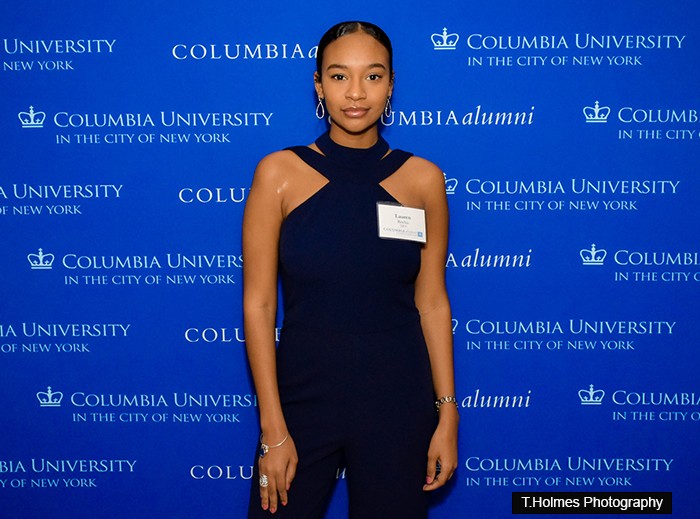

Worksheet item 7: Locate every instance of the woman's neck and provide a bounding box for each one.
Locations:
[328,124,379,149]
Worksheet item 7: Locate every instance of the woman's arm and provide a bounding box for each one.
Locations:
[410,159,459,491]
[242,153,298,513]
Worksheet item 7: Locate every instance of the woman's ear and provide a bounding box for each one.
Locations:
[314,72,324,99]
[388,71,395,97]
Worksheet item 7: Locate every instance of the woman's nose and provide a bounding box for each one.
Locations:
[345,78,366,101]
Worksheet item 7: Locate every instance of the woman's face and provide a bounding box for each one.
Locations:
[315,31,393,139]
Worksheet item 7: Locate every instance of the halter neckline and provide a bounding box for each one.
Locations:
[314,131,390,165]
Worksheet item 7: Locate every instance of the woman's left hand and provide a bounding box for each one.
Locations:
[423,411,458,491]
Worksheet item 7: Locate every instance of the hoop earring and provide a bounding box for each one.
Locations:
[315,97,325,120]
[381,97,393,125]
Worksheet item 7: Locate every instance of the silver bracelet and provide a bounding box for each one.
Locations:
[258,433,289,458]
[435,395,458,412]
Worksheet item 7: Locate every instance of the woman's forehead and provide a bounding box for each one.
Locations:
[321,32,390,69]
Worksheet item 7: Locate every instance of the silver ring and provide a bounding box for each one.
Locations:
[259,474,269,488]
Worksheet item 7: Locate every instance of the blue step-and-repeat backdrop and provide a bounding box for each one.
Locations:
[2,1,699,517]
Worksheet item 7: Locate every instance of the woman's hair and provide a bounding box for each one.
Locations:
[316,21,393,75]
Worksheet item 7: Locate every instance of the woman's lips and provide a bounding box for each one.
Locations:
[342,107,370,118]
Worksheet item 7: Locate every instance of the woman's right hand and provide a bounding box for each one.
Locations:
[258,434,298,514]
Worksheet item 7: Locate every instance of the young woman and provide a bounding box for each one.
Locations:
[243,21,458,518]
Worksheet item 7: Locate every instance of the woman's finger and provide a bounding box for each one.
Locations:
[267,477,279,514]
[277,470,289,507]
[259,469,270,510]
[285,457,297,492]
[423,453,438,489]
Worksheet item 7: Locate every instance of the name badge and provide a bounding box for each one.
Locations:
[377,202,427,243]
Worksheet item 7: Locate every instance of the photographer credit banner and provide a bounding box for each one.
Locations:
[1,1,699,517]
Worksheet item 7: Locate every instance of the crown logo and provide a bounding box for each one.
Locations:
[432,28,459,50]
[28,248,55,269]
[583,101,610,123]
[444,172,458,194]
[18,106,46,128]
[580,244,606,266]
[579,384,605,405]
[37,386,63,407]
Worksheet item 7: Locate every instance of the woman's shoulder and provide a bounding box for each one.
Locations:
[256,148,299,171]
[399,153,445,189]
[252,148,304,183]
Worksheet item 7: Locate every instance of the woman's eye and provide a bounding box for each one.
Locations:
[331,74,346,81]
[368,74,382,80]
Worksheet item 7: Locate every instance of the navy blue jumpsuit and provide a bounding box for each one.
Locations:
[248,132,436,519]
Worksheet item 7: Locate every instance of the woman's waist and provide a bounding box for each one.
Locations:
[281,305,421,335]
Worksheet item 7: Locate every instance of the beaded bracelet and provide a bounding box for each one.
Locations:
[435,395,458,412]
[258,433,289,458]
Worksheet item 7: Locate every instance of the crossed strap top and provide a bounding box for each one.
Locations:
[279,132,422,333]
